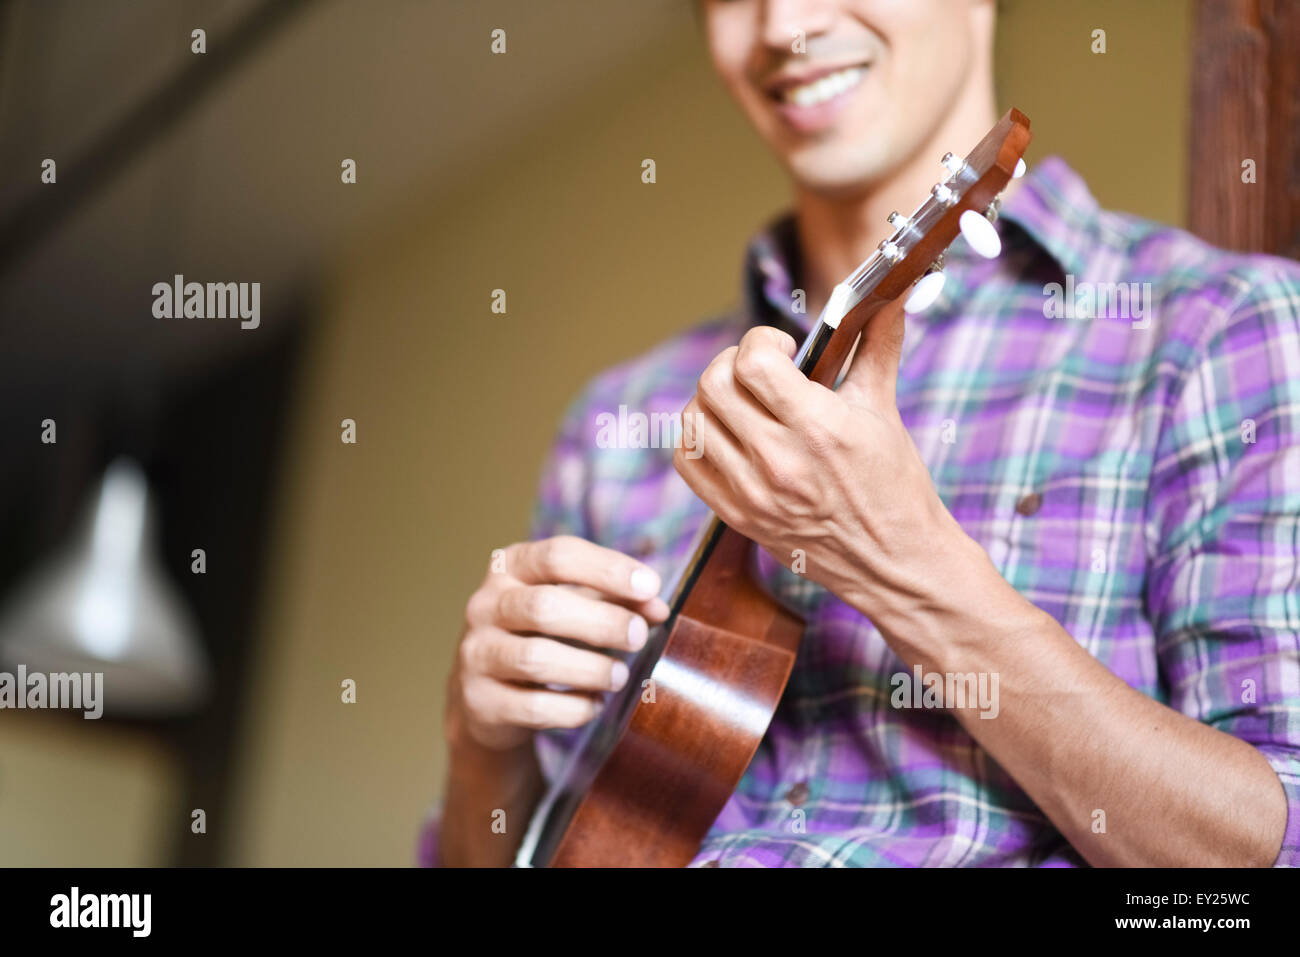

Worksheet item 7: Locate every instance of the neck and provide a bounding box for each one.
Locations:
[793,93,1002,316]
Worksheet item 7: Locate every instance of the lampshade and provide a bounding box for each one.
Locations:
[0,457,211,715]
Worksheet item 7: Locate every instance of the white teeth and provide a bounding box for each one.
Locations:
[784,66,865,107]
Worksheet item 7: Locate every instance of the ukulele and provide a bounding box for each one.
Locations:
[515,107,1032,867]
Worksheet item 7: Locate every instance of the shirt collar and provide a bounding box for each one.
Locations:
[997,154,1101,281]
[739,155,1101,330]
[740,212,808,335]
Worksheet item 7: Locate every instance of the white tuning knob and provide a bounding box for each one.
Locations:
[941,152,967,176]
[904,271,946,315]
[1013,158,1027,179]
[931,183,957,206]
[959,209,1001,259]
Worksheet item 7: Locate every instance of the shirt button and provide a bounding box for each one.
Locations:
[1015,492,1042,516]
[784,781,810,806]
[631,536,656,557]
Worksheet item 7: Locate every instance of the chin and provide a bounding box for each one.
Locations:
[783,148,892,198]
[756,99,902,197]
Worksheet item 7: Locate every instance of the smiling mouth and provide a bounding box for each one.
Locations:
[769,64,870,108]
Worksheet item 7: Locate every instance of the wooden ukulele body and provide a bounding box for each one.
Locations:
[546,526,803,867]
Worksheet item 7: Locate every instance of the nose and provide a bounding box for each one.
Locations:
[760,0,837,51]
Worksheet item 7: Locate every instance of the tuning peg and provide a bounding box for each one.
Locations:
[1013,158,1027,179]
[941,152,968,177]
[959,209,1001,259]
[887,211,910,230]
[985,197,1001,223]
[931,183,957,206]
[878,239,904,263]
[905,270,946,315]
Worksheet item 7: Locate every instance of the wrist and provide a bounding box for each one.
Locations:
[445,706,541,809]
[848,507,1037,674]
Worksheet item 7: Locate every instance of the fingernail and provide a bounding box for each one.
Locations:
[630,567,660,600]
[609,661,629,691]
[627,615,648,650]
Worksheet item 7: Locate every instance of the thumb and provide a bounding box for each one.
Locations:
[839,290,908,405]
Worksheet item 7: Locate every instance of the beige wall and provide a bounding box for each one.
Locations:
[0,712,178,866]
[230,1,1192,865]
[996,0,1190,227]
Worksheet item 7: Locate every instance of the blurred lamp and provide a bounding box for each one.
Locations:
[0,457,210,715]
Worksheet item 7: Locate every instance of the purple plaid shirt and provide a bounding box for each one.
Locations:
[426,156,1300,867]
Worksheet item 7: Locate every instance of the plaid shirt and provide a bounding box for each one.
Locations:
[426,156,1300,867]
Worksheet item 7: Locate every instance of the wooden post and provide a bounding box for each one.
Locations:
[1188,0,1300,258]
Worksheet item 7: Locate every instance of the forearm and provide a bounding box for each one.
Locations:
[856,521,1288,867]
[440,700,544,867]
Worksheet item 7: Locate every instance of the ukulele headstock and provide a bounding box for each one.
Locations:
[821,107,1032,332]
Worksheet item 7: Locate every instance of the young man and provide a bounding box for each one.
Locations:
[431,0,1300,866]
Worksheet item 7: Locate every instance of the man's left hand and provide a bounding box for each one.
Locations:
[673,296,959,617]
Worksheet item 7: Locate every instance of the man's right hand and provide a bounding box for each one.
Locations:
[447,535,671,753]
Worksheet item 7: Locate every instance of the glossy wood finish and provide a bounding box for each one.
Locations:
[548,527,802,867]
[530,109,1032,867]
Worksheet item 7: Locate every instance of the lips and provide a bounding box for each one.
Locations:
[764,62,871,134]
[765,63,870,106]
